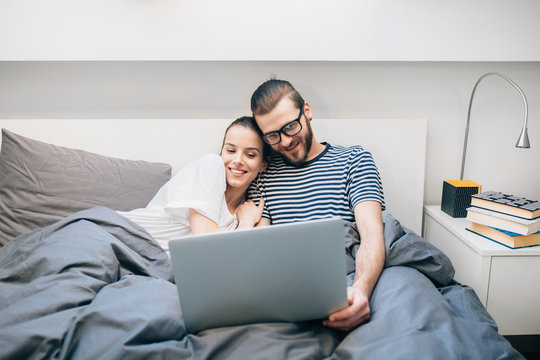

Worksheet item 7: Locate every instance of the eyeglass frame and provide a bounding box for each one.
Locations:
[262,104,305,145]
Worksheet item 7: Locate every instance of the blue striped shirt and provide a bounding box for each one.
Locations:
[247,143,385,224]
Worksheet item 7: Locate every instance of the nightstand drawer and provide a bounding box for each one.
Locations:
[487,256,540,335]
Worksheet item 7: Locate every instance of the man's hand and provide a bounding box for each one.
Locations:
[323,286,370,331]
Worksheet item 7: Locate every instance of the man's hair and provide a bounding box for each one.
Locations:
[222,116,271,159]
[250,79,304,116]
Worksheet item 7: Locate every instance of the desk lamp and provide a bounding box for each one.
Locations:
[441,72,531,218]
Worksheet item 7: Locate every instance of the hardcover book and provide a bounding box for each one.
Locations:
[466,206,540,235]
[467,222,540,249]
[470,191,540,220]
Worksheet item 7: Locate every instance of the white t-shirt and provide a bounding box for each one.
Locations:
[118,154,237,251]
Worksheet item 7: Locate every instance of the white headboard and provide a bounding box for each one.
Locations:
[0,118,426,233]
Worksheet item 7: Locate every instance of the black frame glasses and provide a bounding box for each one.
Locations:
[263,105,304,145]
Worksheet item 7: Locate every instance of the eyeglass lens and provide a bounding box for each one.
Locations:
[264,106,304,145]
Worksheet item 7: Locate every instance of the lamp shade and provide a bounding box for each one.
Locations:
[516,126,531,148]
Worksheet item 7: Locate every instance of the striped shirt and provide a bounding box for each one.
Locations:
[247,143,385,224]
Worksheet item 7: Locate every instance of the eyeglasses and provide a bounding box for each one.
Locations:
[263,105,304,145]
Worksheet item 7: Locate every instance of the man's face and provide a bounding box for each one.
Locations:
[255,98,315,165]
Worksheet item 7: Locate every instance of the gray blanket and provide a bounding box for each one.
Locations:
[0,207,523,359]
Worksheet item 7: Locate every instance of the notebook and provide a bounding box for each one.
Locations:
[169,217,348,333]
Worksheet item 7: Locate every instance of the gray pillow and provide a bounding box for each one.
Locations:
[0,128,172,246]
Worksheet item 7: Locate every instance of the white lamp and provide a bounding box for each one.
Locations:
[460,72,531,180]
[441,72,532,218]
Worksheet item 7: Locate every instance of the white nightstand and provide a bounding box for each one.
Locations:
[423,205,540,335]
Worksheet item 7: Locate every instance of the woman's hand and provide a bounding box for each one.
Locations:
[236,197,265,229]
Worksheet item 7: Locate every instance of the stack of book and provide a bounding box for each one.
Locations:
[466,191,540,249]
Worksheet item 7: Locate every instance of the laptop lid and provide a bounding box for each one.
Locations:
[169,217,348,333]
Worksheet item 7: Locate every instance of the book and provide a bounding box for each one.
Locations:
[466,206,540,235]
[467,222,540,249]
[470,191,540,220]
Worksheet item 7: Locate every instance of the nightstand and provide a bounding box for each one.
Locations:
[423,205,540,335]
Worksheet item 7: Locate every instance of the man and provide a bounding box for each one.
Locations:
[248,79,386,331]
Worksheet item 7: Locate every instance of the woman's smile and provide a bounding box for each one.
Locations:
[228,167,247,176]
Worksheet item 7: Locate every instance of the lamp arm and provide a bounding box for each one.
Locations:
[459,72,529,180]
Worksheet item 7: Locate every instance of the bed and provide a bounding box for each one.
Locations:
[0,119,523,359]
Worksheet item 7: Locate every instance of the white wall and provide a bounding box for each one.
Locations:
[1,0,539,61]
[0,61,539,205]
[1,0,539,204]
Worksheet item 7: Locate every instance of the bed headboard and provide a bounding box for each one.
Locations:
[0,118,426,233]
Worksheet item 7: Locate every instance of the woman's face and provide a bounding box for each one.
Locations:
[220,125,267,191]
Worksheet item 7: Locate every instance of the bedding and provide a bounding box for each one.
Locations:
[0,129,172,247]
[0,206,523,359]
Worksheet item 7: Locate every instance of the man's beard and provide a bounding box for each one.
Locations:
[283,120,314,165]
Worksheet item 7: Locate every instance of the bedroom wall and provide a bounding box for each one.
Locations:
[1,61,539,206]
[1,0,539,61]
[1,1,539,205]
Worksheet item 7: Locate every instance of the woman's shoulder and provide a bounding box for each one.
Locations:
[167,153,224,184]
[196,153,225,173]
[184,153,224,171]
[199,153,222,162]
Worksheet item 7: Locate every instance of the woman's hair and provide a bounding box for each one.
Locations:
[250,79,304,116]
[222,116,271,160]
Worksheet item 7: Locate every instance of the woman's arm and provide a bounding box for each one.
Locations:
[189,209,219,234]
[236,197,266,229]
[190,197,266,234]
[256,219,271,227]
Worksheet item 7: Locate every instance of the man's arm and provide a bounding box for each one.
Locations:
[323,200,385,331]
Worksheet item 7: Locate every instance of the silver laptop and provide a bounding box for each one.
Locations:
[169,217,348,333]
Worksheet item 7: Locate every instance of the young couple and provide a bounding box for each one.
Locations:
[121,79,386,332]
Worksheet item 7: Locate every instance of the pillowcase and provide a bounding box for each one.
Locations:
[0,128,172,246]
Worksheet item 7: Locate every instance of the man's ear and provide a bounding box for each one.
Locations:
[304,102,312,120]
[260,160,268,173]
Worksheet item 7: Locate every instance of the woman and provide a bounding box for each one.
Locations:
[119,116,270,251]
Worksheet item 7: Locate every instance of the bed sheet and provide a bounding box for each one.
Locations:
[0,207,523,359]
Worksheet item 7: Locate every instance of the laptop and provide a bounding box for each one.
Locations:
[169,217,348,333]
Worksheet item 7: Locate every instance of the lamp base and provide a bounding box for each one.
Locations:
[441,180,482,218]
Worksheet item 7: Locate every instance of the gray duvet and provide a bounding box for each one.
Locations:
[0,207,523,359]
